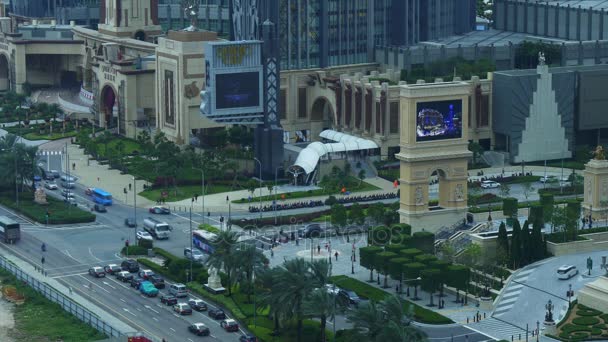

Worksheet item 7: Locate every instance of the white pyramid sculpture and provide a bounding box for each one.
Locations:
[515,63,571,163]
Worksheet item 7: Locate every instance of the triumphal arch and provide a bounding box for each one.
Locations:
[396,81,472,233]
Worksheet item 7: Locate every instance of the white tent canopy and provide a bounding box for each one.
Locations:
[291,130,379,175]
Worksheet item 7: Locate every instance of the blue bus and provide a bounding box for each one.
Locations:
[192,230,216,254]
[91,188,113,205]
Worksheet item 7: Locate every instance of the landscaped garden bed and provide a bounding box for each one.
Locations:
[550,303,608,341]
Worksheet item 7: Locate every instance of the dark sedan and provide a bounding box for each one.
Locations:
[124,217,137,227]
[188,323,210,336]
[130,277,145,289]
[208,308,226,320]
[160,295,178,306]
[148,275,165,289]
[116,271,133,282]
[188,298,208,311]
[148,206,170,215]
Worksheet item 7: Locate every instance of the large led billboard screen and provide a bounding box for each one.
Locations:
[416,100,462,142]
[215,72,261,110]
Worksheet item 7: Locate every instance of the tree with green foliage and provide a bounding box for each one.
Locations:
[496,221,509,266]
[302,288,341,342]
[403,262,426,299]
[446,265,470,302]
[530,219,544,262]
[499,183,512,199]
[391,223,412,236]
[510,219,522,269]
[375,251,398,288]
[520,221,531,266]
[348,295,426,342]
[358,169,366,186]
[349,202,365,226]
[360,246,383,282]
[369,225,392,246]
[540,193,554,224]
[528,205,544,229]
[411,231,435,254]
[232,242,268,302]
[331,203,348,230]
[502,197,518,220]
[420,268,441,306]
[468,141,484,166]
[388,257,409,293]
[368,202,386,225]
[515,41,561,69]
[522,182,535,205]
[566,201,581,241]
[382,209,400,227]
[439,240,457,263]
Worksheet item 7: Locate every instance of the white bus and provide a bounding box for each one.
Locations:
[557,265,578,280]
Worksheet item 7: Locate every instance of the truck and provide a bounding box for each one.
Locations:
[142,217,171,240]
[0,216,20,243]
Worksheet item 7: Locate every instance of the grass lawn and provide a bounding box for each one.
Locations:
[0,192,96,224]
[95,137,141,158]
[329,275,453,325]
[378,168,399,182]
[0,270,107,341]
[4,124,89,141]
[139,184,236,202]
[233,176,381,204]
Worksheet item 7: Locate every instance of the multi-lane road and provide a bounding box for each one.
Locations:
[0,181,248,341]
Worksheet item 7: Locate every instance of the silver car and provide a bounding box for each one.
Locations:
[44,182,58,190]
[184,247,204,262]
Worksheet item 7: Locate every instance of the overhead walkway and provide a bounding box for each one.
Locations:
[290,130,378,183]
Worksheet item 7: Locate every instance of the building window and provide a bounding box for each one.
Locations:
[389,102,399,134]
[298,87,307,118]
[480,94,489,127]
[280,89,287,120]
[164,70,175,125]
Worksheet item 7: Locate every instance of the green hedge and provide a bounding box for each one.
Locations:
[0,192,96,224]
[121,246,148,256]
[198,223,220,234]
[572,317,601,326]
[329,275,452,324]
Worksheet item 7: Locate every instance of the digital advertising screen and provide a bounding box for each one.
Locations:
[416,99,462,142]
[215,72,260,110]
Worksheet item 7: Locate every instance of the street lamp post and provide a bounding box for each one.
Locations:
[189,207,193,283]
[536,320,540,342]
[193,167,205,223]
[133,177,137,244]
[253,158,262,223]
[274,166,281,226]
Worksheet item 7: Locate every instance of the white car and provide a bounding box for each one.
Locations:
[44,182,58,190]
[539,176,556,183]
[480,180,500,189]
[184,247,204,262]
[136,230,153,241]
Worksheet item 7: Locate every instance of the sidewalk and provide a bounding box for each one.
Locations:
[64,142,155,208]
[0,251,136,337]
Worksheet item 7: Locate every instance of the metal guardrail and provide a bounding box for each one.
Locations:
[0,256,125,339]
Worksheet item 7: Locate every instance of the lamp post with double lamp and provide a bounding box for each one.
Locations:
[133,177,137,243]
[253,158,262,223]
[192,167,205,223]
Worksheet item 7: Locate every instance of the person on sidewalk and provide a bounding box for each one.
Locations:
[334,251,338,261]
[270,249,274,258]
[72,162,75,171]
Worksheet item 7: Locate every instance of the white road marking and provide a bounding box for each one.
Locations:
[102,281,116,289]
[169,327,176,332]
[122,308,136,317]
[50,272,87,279]
[88,247,103,262]
[120,298,126,303]
[152,317,158,321]
[173,313,180,318]
[188,339,194,342]
[145,305,160,314]
[63,249,80,262]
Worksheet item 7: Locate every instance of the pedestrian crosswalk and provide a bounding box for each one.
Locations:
[469,317,527,341]
[37,150,63,156]
[492,264,541,317]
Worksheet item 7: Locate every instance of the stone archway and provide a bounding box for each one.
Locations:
[100,85,117,128]
[310,96,336,126]
[134,31,146,42]
[0,54,10,92]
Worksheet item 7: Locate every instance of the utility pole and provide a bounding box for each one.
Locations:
[133,177,137,243]
[189,206,193,283]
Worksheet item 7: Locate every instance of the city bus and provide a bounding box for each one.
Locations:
[192,230,216,254]
[0,216,20,243]
[91,188,113,205]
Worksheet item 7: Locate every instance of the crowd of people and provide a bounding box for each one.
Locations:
[247,192,398,213]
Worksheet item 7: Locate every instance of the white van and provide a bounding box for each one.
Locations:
[557,265,578,280]
[169,283,188,297]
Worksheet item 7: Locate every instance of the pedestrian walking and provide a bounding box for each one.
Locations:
[97,177,100,182]
[72,162,75,170]
[69,287,73,295]
[317,245,321,254]
[270,249,274,258]
[128,183,132,191]
[334,251,338,261]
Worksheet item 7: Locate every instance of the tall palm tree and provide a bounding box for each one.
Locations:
[232,242,267,302]
[348,295,427,342]
[302,288,342,342]
[256,267,287,333]
[271,258,317,342]
[309,258,331,285]
[206,229,240,296]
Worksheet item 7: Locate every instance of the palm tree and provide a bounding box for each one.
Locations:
[348,295,427,342]
[232,243,267,302]
[256,267,287,333]
[271,258,318,342]
[302,289,342,342]
[205,229,240,296]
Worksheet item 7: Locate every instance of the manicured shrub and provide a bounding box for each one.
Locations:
[399,248,422,259]
[572,316,600,326]
[577,308,602,316]
[411,231,435,254]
